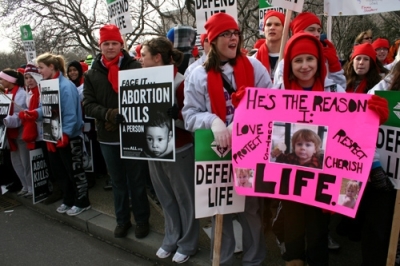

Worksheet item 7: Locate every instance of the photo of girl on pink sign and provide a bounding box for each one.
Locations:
[234,168,254,188]
[270,122,327,170]
[337,178,362,209]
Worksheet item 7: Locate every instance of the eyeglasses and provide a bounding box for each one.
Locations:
[218,30,240,39]
[363,37,372,40]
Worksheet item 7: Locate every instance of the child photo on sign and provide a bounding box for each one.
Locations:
[270,123,327,169]
[50,114,61,141]
[141,110,173,159]
[235,168,254,188]
[338,178,361,209]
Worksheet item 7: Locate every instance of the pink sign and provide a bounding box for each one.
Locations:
[232,88,379,217]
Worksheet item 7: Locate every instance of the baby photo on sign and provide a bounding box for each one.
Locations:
[337,178,362,209]
[270,122,328,170]
[234,168,254,188]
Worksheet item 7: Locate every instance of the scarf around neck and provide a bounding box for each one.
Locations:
[207,55,254,122]
[102,52,123,93]
[346,78,367,93]
[256,43,271,73]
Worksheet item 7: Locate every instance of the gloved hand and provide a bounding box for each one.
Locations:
[322,39,342,72]
[56,133,69,148]
[368,95,389,125]
[21,110,38,121]
[106,108,123,124]
[105,121,119,131]
[18,111,26,123]
[46,141,56,152]
[211,117,231,148]
[167,104,179,120]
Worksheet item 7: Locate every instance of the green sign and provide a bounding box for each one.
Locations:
[195,129,231,162]
[20,25,33,41]
[106,0,116,4]
[375,91,400,128]
[259,0,272,8]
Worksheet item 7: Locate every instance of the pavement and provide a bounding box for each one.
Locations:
[2,174,363,266]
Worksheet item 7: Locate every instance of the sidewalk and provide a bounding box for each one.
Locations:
[6,175,279,265]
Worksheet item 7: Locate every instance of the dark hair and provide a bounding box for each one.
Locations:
[345,57,383,93]
[147,111,171,132]
[388,61,400,91]
[67,60,83,87]
[142,37,183,67]
[2,68,25,87]
[36,52,67,76]
[204,33,244,73]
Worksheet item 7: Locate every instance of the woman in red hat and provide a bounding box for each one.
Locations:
[372,37,393,66]
[182,12,273,265]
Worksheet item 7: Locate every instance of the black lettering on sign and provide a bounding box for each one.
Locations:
[246,89,276,110]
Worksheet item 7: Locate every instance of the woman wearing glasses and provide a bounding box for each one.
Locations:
[354,29,373,45]
[183,12,273,265]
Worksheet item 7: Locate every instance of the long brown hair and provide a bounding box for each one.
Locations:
[204,34,244,73]
[345,57,383,93]
[388,61,400,91]
[142,37,183,67]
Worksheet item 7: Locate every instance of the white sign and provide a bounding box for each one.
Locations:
[271,0,305,13]
[195,0,238,34]
[324,0,400,16]
[107,0,133,35]
[40,79,62,143]
[259,7,285,35]
[22,41,37,64]
[377,125,400,189]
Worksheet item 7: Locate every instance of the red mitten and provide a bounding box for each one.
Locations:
[22,120,38,143]
[46,141,56,153]
[231,86,246,108]
[56,133,69,148]
[368,95,389,125]
[18,111,26,123]
[23,110,39,121]
[26,142,36,150]
[322,39,342,72]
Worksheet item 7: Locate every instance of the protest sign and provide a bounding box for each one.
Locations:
[20,25,36,63]
[324,0,400,16]
[232,88,379,218]
[259,0,285,34]
[375,91,400,189]
[30,148,50,204]
[195,0,238,34]
[0,94,11,149]
[40,79,62,143]
[271,0,304,13]
[106,0,133,35]
[119,65,175,161]
[195,129,245,219]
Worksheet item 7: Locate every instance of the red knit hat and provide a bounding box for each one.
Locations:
[372,38,390,50]
[283,32,326,89]
[99,24,123,45]
[200,33,207,47]
[351,43,376,61]
[290,12,321,34]
[263,10,285,28]
[80,62,89,73]
[17,68,25,74]
[135,44,141,58]
[204,13,239,43]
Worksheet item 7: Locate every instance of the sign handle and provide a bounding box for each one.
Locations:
[278,9,292,63]
[122,35,128,52]
[212,214,224,266]
[386,190,400,266]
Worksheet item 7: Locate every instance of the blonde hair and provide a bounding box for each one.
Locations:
[236,168,251,178]
[354,29,372,45]
[346,180,359,192]
[291,129,322,154]
[36,52,67,76]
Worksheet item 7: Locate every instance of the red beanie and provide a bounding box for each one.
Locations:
[24,63,39,75]
[99,24,123,45]
[80,62,89,73]
[372,38,389,50]
[283,32,326,89]
[351,43,376,61]
[135,44,141,58]
[200,33,207,47]
[254,39,265,49]
[204,13,239,43]
[290,12,321,34]
[263,10,285,28]
[17,68,25,74]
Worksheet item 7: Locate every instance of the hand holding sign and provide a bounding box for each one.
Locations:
[211,117,231,148]
[368,95,389,125]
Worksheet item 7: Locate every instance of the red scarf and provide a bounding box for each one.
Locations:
[22,86,40,148]
[255,43,271,73]
[207,55,254,122]
[6,85,21,151]
[346,79,367,93]
[287,78,325,92]
[102,52,123,93]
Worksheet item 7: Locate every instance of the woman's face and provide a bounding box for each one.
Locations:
[68,66,80,81]
[375,47,389,63]
[362,34,372,44]
[304,23,322,39]
[214,29,240,61]
[353,55,370,77]
[0,78,13,90]
[139,46,159,68]
[24,74,37,89]
[291,54,318,87]
[38,62,54,80]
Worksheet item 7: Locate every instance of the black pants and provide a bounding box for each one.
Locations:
[48,136,90,208]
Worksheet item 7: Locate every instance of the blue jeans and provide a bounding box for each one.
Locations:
[100,144,150,225]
